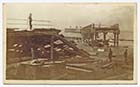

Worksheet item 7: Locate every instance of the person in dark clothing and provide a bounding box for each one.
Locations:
[29,13,32,30]
[108,48,113,62]
[124,48,128,64]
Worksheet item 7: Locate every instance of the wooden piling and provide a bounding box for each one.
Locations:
[117,33,119,47]
[50,35,54,62]
[114,32,116,47]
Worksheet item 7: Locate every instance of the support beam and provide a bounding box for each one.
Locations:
[95,32,98,41]
[30,42,36,59]
[91,23,95,47]
[31,48,35,59]
[103,32,107,41]
[103,32,107,46]
[92,33,95,47]
[116,33,119,47]
[50,35,54,62]
[56,35,89,57]
[114,32,116,47]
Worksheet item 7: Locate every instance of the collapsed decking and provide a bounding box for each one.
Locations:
[7,28,89,64]
[6,28,92,80]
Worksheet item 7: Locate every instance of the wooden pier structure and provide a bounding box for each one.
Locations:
[80,23,120,47]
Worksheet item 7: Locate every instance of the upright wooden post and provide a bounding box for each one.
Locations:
[50,35,54,62]
[30,42,36,59]
[103,32,107,41]
[31,48,35,59]
[92,33,95,47]
[116,33,119,47]
[114,32,116,47]
[91,23,95,47]
[103,32,107,45]
[95,32,98,41]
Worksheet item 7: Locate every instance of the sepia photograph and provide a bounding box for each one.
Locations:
[3,3,136,84]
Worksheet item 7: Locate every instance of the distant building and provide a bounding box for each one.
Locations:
[62,27,82,42]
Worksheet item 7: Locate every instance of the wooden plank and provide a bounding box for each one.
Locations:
[55,35,90,57]
[66,65,93,73]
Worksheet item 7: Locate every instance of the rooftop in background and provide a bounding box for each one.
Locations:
[63,26,82,38]
[64,28,81,33]
[81,23,120,34]
[82,23,119,30]
[62,32,82,38]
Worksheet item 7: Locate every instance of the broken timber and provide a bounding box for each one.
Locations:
[7,28,90,64]
[66,64,93,73]
[55,35,89,57]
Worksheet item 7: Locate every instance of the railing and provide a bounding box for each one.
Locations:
[7,18,53,29]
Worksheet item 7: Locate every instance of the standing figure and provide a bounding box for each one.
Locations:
[124,48,128,64]
[28,13,32,30]
[108,48,113,62]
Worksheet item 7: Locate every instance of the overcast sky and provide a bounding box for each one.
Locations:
[4,3,135,31]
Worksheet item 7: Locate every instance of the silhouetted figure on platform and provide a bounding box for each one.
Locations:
[29,13,32,30]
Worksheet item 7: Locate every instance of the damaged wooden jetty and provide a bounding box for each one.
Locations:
[6,14,133,80]
[6,28,91,79]
[7,28,89,63]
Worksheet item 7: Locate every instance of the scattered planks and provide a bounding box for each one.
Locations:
[66,64,94,73]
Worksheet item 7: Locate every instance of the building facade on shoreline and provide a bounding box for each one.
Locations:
[62,26,83,43]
